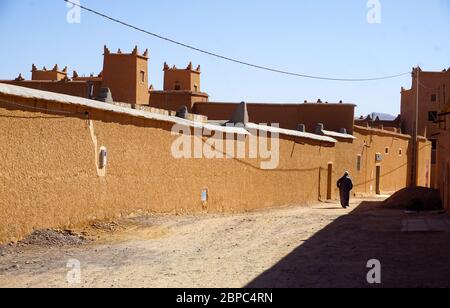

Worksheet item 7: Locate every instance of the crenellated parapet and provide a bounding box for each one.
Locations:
[103,45,149,59]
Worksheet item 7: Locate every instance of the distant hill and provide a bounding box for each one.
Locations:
[357,112,398,121]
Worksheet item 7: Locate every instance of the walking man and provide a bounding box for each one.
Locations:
[337,171,353,209]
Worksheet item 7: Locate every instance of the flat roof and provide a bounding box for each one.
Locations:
[0,83,339,144]
[354,125,417,140]
[0,83,248,136]
[204,101,357,107]
[151,90,209,96]
[246,123,337,143]
[0,80,92,84]
[322,129,356,140]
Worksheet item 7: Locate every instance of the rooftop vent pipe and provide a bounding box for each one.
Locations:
[96,87,113,104]
[315,123,324,135]
[176,106,189,119]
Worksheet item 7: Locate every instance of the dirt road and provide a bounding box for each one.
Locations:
[1,198,449,288]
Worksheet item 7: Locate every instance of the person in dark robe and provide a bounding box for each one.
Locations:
[337,171,353,208]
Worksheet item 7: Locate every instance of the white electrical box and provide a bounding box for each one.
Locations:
[99,147,107,169]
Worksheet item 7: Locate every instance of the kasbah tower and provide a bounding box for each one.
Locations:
[102,46,150,105]
[1,45,208,111]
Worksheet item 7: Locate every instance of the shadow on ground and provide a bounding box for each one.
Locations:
[246,201,450,288]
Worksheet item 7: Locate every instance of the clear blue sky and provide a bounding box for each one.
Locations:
[1,0,449,116]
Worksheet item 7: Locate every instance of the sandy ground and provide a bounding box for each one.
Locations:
[0,198,449,288]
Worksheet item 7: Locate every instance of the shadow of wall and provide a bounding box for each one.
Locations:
[246,201,450,288]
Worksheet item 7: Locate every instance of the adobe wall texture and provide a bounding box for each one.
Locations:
[135,56,150,105]
[416,137,433,188]
[0,96,336,244]
[163,68,201,92]
[350,126,430,194]
[0,80,102,100]
[149,91,209,112]
[102,53,150,105]
[0,94,431,244]
[437,131,450,210]
[31,70,67,82]
[400,89,414,135]
[351,127,410,195]
[401,70,450,189]
[401,70,450,138]
[193,103,356,134]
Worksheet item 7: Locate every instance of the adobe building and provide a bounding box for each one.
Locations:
[193,101,356,135]
[2,64,103,99]
[102,46,150,105]
[0,46,360,136]
[436,100,450,210]
[401,67,450,138]
[0,81,432,243]
[149,62,209,112]
[0,46,435,243]
[355,113,402,131]
[31,64,69,81]
[400,67,450,187]
[0,46,207,108]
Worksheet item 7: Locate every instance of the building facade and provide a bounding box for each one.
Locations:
[400,67,450,187]
[0,47,439,243]
[0,83,431,243]
[0,46,208,108]
[193,101,356,134]
[149,62,209,112]
[436,100,450,210]
[355,113,402,131]
[401,67,450,138]
[101,46,150,105]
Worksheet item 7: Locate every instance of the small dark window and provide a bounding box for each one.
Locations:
[431,94,437,102]
[399,148,403,156]
[385,147,389,155]
[140,71,145,83]
[428,111,438,122]
[431,139,437,150]
[356,155,362,172]
[174,83,181,91]
[194,85,198,92]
